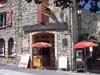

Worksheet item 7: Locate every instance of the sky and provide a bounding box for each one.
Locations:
[79,0,100,13]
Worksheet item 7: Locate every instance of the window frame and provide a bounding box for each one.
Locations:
[0,12,6,28]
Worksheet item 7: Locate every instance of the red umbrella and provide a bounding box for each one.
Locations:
[74,41,98,72]
[74,41,97,49]
[32,42,51,47]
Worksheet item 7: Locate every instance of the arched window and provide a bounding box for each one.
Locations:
[0,38,5,56]
[8,38,14,55]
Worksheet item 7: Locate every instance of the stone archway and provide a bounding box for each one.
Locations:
[32,32,55,68]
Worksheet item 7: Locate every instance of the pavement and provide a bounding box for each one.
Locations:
[0,64,100,75]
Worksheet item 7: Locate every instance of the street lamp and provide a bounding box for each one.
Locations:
[77,9,82,14]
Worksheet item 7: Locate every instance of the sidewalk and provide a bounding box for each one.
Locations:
[0,64,99,75]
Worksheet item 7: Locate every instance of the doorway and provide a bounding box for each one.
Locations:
[41,47,50,66]
[32,32,55,68]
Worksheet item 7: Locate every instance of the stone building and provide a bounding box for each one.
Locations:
[0,0,79,70]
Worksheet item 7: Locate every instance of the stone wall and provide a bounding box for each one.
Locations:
[0,0,73,69]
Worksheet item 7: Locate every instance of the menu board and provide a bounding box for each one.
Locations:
[58,56,68,69]
[33,55,41,67]
[18,54,30,68]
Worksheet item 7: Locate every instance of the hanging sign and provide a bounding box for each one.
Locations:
[42,2,54,17]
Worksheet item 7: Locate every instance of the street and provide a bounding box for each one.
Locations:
[0,69,35,75]
[0,64,99,75]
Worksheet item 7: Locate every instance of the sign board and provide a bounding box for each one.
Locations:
[42,2,54,17]
[58,56,67,69]
[18,54,30,68]
[89,47,93,52]
[33,55,41,67]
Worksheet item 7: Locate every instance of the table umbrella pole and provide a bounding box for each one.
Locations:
[40,47,42,69]
[85,48,87,72]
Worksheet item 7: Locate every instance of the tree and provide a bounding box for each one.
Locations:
[54,0,100,13]
[54,0,72,9]
[78,32,89,41]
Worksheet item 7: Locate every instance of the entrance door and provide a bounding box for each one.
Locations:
[32,33,55,68]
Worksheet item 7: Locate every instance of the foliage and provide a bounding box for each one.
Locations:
[78,31,97,42]
[81,9,97,34]
[54,0,100,13]
[89,35,97,41]
[54,0,72,9]
[78,32,89,41]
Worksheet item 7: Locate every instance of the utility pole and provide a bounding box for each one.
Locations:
[69,2,74,71]
[69,0,79,71]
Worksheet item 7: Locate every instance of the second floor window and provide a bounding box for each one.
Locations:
[0,9,12,29]
[0,13,6,27]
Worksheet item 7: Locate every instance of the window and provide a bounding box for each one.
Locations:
[0,13,6,27]
[0,42,5,55]
[0,9,12,28]
[0,39,5,56]
[62,38,68,47]
[8,38,14,56]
